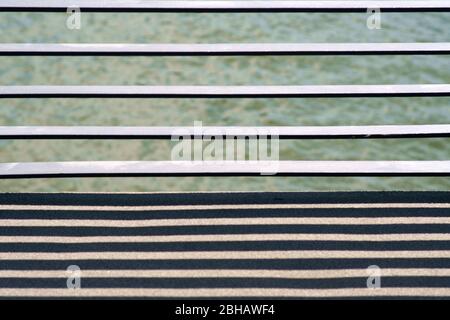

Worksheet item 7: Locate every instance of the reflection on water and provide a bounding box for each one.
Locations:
[0,12,448,192]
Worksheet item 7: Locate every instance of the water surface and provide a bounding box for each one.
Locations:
[0,10,448,192]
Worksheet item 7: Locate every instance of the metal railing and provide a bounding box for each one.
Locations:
[1,0,449,178]
[2,1,450,12]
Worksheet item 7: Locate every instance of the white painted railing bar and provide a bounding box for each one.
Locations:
[1,85,449,98]
[1,1,450,12]
[0,125,449,139]
[0,161,449,178]
[1,43,449,56]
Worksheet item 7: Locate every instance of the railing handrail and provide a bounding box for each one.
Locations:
[0,125,449,139]
[1,161,449,178]
[1,43,450,55]
[1,84,449,98]
[2,1,450,12]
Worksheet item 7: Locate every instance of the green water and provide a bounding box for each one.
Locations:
[0,11,449,192]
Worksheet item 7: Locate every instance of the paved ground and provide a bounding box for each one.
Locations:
[0,191,449,299]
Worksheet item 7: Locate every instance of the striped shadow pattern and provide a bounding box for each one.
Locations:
[0,192,449,299]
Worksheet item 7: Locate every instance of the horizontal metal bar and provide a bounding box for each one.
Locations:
[1,1,450,12]
[2,43,450,56]
[1,85,449,98]
[0,125,449,139]
[0,161,448,178]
